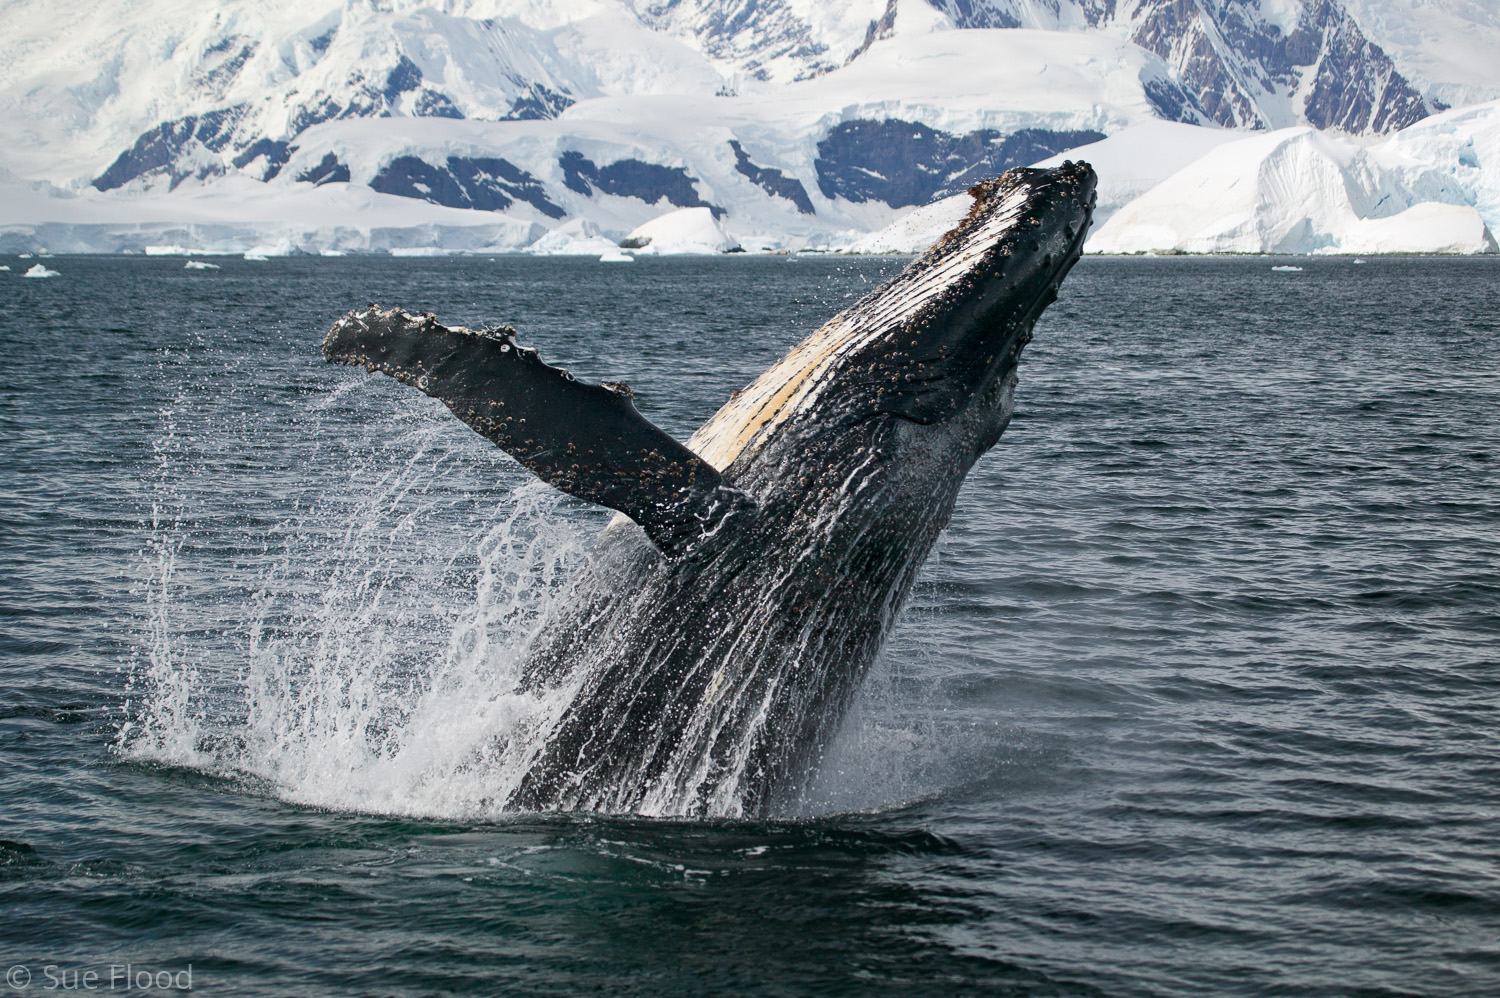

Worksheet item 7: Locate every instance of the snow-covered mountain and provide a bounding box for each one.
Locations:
[0,0,1495,255]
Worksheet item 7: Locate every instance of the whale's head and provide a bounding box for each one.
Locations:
[686,161,1097,474]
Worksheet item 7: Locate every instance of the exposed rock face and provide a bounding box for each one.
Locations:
[635,0,841,81]
[93,108,246,191]
[1126,0,1430,132]
[1293,1,1430,131]
[927,0,1116,30]
[295,153,351,186]
[921,0,1431,132]
[729,141,816,214]
[815,121,1106,207]
[85,19,579,193]
[504,84,576,121]
[559,153,725,218]
[370,156,566,218]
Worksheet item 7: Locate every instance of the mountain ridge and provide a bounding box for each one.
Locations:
[0,0,1494,254]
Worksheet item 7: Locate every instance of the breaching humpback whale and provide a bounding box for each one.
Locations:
[323,162,1097,817]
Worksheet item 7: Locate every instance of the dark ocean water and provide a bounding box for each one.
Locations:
[2,253,1498,996]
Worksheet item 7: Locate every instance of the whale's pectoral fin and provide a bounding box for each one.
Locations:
[323,305,752,555]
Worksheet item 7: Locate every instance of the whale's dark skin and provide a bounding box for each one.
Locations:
[323,162,1097,817]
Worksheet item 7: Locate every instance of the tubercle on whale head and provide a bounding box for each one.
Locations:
[845,160,1097,431]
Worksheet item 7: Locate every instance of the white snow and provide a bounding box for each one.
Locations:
[0,169,546,255]
[23,263,59,277]
[598,250,634,262]
[849,120,1254,255]
[1371,100,1500,240]
[1032,121,1245,228]
[0,0,729,184]
[0,2,1496,257]
[621,207,739,254]
[0,13,1194,255]
[1091,110,1500,255]
[526,218,622,256]
[1341,0,1500,108]
[1334,202,1497,255]
[845,193,970,255]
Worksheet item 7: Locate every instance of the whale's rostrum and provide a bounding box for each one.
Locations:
[322,161,1098,817]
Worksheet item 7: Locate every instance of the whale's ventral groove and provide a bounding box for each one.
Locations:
[321,161,1098,817]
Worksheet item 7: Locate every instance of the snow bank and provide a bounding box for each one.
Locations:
[1092,122,1499,255]
[621,207,739,254]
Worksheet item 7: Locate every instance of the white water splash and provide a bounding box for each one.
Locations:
[122,378,963,821]
[121,378,600,819]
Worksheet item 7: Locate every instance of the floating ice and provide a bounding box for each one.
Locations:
[184,260,219,270]
[620,207,740,255]
[529,218,623,257]
[23,263,59,277]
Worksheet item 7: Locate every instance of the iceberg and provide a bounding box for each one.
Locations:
[1091,118,1500,255]
[620,207,739,255]
[23,263,59,277]
[1333,202,1497,255]
[528,219,624,256]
